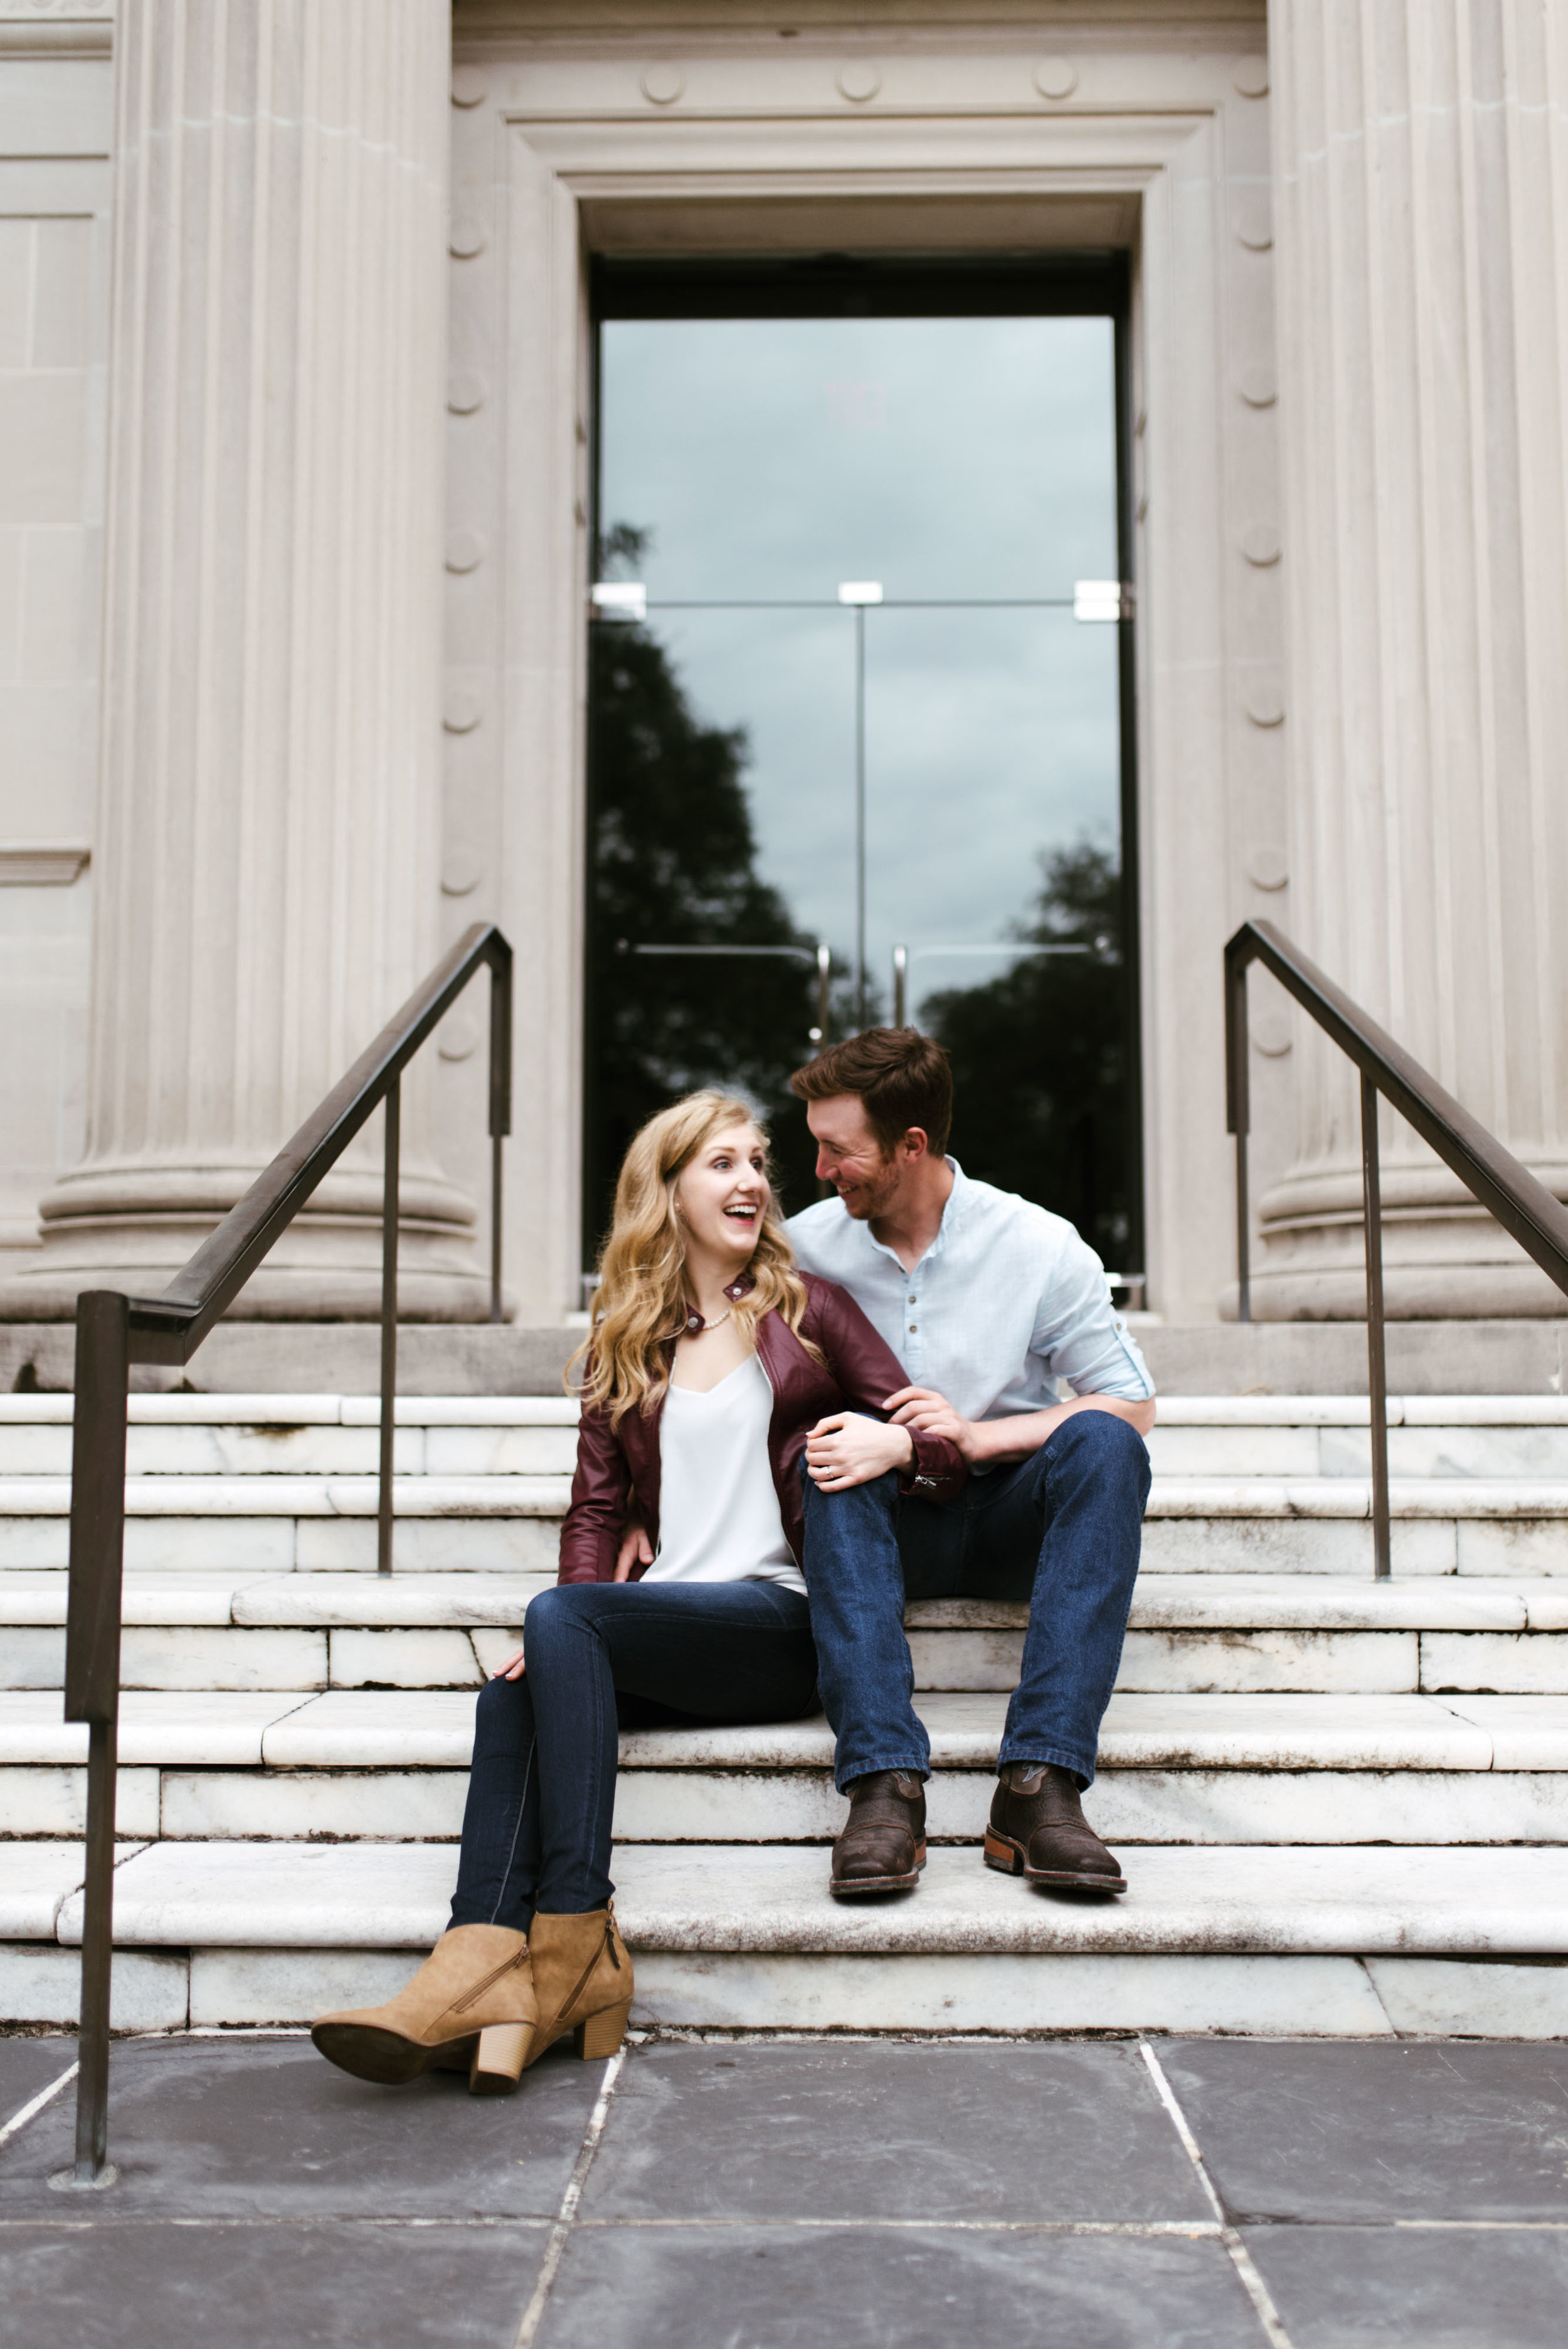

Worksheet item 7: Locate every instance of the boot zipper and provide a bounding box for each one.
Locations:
[558,1919,620,2023]
[450,1948,529,2017]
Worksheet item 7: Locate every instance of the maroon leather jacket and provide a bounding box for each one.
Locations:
[558,1273,967,1586]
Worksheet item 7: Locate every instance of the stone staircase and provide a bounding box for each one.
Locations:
[4,1391,1568,2039]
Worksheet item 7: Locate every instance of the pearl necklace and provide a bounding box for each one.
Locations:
[682,1306,733,1337]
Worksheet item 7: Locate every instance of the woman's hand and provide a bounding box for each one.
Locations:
[615,1520,654,1581]
[492,1645,526,1681]
[805,1412,915,1491]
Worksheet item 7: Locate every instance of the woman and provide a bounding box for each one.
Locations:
[311,1090,965,2095]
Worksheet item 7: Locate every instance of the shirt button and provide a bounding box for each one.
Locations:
[908,1323,918,1333]
[908,1295,916,1304]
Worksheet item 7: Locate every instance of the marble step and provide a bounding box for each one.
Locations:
[5,1394,1568,1484]
[8,1620,1568,1695]
[4,1687,1565,1777]
[4,1485,1567,1577]
[8,1837,1568,2036]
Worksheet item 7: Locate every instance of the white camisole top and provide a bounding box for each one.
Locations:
[641,1352,806,1596]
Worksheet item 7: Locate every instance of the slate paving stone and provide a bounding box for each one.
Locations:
[1157,2039,1568,2222]
[539,2224,1258,2349]
[0,2035,77,2129]
[581,2041,1211,2224]
[0,2220,549,2349]
[0,2034,607,2220]
[1243,2222,1568,2349]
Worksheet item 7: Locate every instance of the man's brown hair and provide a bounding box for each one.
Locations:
[790,1028,953,1159]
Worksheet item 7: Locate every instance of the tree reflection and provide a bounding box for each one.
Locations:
[921,843,1133,1264]
[585,586,823,1259]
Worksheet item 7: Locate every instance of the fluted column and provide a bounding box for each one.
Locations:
[1253,0,1568,1317]
[1,0,487,1320]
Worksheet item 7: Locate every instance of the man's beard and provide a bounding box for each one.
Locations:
[837,1160,901,1221]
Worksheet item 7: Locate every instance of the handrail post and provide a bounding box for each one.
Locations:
[378,1079,400,1576]
[1360,1073,1392,1579]
[488,949,512,1325]
[1225,943,1253,1322]
[64,1290,130,2185]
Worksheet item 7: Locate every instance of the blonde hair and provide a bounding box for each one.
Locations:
[571,1090,817,1427]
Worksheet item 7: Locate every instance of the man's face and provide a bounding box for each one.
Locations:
[806,1095,909,1222]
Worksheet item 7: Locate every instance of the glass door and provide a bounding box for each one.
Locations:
[585,259,1139,1280]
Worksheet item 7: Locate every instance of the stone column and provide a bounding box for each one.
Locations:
[1253,0,1568,1317]
[1,0,489,1320]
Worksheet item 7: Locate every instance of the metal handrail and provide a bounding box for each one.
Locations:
[1225,918,1568,1578]
[61,920,512,2185]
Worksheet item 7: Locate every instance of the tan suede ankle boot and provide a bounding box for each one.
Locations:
[525,1907,633,2066]
[312,1923,536,2093]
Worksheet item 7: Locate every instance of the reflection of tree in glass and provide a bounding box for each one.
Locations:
[921,842,1132,1265]
[585,536,822,1257]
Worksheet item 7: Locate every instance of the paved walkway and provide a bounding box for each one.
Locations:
[1,2028,1567,2345]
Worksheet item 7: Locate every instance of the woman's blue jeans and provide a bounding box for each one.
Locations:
[448,1578,817,1932]
[800,1409,1151,1792]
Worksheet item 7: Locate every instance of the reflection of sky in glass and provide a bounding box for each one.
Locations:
[601,317,1117,601]
[598,312,1120,1007]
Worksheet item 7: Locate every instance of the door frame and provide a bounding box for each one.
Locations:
[443,47,1282,1321]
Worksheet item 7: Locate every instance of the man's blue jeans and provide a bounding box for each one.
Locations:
[800,1409,1151,1792]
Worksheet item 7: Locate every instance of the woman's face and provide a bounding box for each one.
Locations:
[672,1123,770,1271]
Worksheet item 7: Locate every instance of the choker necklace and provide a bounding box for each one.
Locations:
[683,1307,732,1337]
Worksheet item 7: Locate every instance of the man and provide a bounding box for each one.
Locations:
[785,1027,1155,1899]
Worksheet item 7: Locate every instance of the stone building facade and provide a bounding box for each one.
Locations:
[0,0,1564,1340]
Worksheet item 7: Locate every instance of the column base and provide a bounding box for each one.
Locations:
[0,1162,503,1324]
[1249,1162,1568,1321]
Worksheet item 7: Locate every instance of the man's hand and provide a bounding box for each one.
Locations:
[615,1519,655,1582]
[884,1384,987,1463]
[805,1411,915,1491]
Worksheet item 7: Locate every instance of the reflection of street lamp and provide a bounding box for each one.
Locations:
[891,940,1101,1029]
[590,581,647,622]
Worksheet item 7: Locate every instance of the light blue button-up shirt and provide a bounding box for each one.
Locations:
[787,1159,1154,1428]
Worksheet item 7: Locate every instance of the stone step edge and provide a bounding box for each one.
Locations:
[8,1475,1568,1519]
[8,1941,1565,2038]
[7,1393,1568,1428]
[1,1689,1561,1771]
[4,1572,1565,1631]
[20,1841,1568,1959]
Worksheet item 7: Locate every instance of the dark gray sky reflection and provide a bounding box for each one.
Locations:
[598,312,1121,1012]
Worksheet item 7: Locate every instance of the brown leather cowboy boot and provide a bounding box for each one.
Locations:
[311,1923,537,2092]
[984,1762,1127,1894]
[829,1769,926,1896]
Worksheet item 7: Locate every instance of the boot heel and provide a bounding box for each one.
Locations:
[469,2023,530,2096]
[983,1829,1023,1875]
[574,2000,632,2060]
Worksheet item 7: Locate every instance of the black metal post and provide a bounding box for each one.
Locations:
[488,952,511,1325]
[378,1080,400,1576]
[1225,948,1253,1322]
[64,1290,130,2185]
[1360,1073,1392,1578]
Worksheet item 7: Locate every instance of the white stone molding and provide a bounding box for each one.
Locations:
[0,847,89,886]
[0,0,492,1323]
[1257,0,1568,1319]
[442,28,1283,1320]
